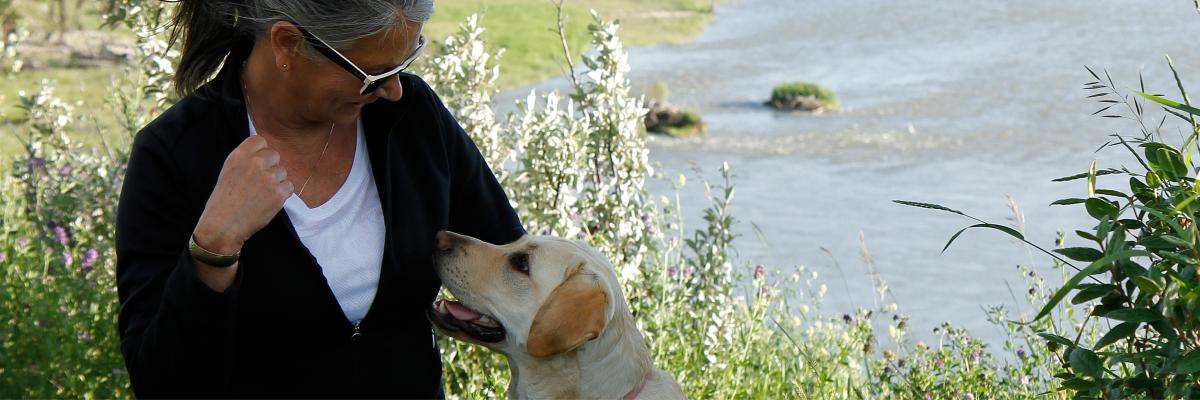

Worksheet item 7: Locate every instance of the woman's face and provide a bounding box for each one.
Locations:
[276,20,424,126]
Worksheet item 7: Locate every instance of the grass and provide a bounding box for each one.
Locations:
[769,81,839,110]
[424,0,717,89]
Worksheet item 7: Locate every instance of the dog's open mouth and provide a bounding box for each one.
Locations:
[427,299,506,343]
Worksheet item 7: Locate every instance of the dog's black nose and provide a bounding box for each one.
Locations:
[436,231,455,251]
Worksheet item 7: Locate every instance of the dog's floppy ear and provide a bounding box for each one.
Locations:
[526,261,609,358]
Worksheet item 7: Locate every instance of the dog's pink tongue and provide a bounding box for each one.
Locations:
[445,301,482,321]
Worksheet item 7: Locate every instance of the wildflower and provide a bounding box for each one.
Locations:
[969,351,980,364]
[53,225,68,245]
[963,393,975,400]
[16,236,29,246]
[1017,348,1026,359]
[57,164,71,177]
[757,286,770,300]
[883,350,895,360]
[882,366,892,375]
[36,319,45,328]
[933,357,943,368]
[923,393,932,400]
[683,265,694,277]
[0,252,5,263]
[62,250,73,266]
[842,313,853,324]
[82,248,98,273]
[753,264,765,280]
[667,265,679,277]
[27,158,45,168]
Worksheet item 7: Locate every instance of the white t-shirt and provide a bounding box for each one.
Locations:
[248,117,384,324]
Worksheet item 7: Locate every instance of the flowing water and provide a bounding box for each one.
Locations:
[499,0,1200,344]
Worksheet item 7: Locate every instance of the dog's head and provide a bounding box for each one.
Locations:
[428,231,619,358]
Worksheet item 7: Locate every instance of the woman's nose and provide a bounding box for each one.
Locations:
[372,75,404,101]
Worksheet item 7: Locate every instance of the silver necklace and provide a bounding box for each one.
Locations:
[242,72,335,198]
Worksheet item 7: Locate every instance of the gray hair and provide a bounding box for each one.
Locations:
[170,0,434,97]
[241,0,434,52]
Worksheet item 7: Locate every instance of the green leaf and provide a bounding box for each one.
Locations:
[940,223,1025,254]
[1104,308,1163,322]
[1054,247,1105,262]
[1159,251,1198,265]
[1076,230,1099,242]
[1094,321,1138,349]
[1085,198,1120,220]
[1051,166,1123,181]
[1036,250,1151,321]
[1095,189,1128,197]
[1061,377,1095,390]
[1132,276,1162,294]
[1037,332,1075,348]
[1071,284,1116,304]
[1069,347,1102,378]
[1138,91,1200,116]
[1177,350,1200,374]
[1051,198,1087,206]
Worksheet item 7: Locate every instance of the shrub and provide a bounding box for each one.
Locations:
[769,81,838,111]
[899,62,1200,399]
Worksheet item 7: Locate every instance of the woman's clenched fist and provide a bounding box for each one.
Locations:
[193,135,293,258]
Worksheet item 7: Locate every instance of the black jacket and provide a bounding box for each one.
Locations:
[115,43,524,398]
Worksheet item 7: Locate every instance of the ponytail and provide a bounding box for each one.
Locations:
[167,0,248,98]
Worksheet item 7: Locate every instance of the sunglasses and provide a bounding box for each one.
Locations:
[293,23,426,95]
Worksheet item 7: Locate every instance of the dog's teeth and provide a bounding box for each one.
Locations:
[475,315,500,327]
[437,300,448,314]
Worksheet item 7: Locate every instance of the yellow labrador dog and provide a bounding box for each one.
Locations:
[428,231,686,399]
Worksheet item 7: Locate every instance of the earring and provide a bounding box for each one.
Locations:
[281,64,289,71]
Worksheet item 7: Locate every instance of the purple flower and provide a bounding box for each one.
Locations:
[82,248,98,273]
[963,393,975,400]
[923,393,932,400]
[36,319,46,328]
[541,228,550,235]
[0,252,6,263]
[16,236,29,247]
[757,286,770,300]
[842,314,853,323]
[667,265,679,277]
[969,351,980,364]
[57,164,71,177]
[53,225,68,245]
[933,357,943,368]
[683,265,694,277]
[753,264,765,280]
[61,250,73,266]
[27,158,45,168]
[1017,348,1026,359]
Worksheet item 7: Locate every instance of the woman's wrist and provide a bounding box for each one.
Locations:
[193,218,244,256]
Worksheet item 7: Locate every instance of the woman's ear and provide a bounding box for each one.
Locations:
[526,262,609,358]
[268,21,303,71]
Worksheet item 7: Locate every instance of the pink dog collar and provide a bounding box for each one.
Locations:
[623,372,650,400]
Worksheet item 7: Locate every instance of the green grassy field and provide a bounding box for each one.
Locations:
[0,0,716,157]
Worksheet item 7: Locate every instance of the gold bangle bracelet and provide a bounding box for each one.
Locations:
[188,234,240,268]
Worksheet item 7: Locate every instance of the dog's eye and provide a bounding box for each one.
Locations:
[509,253,530,274]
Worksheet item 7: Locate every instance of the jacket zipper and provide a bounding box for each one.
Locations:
[351,320,363,341]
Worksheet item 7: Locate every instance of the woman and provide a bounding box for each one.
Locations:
[114,1,524,397]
